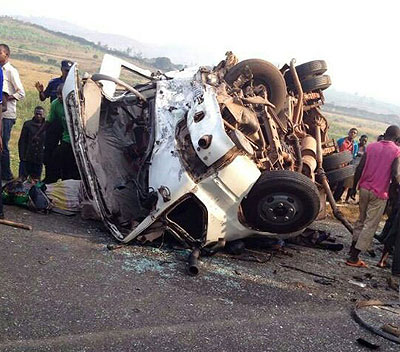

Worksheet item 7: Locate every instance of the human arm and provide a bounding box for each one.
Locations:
[9,67,25,101]
[353,152,367,189]
[353,142,359,159]
[18,122,29,160]
[35,82,47,101]
[391,156,400,184]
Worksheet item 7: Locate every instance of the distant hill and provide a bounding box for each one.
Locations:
[0,16,182,82]
[15,15,204,66]
[323,89,400,125]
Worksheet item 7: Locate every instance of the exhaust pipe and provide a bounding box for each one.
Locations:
[187,248,201,276]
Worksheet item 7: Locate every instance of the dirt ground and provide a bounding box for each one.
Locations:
[0,203,399,351]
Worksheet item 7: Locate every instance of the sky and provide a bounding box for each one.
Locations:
[2,0,400,105]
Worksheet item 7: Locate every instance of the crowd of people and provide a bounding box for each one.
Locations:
[334,126,400,287]
[0,43,79,219]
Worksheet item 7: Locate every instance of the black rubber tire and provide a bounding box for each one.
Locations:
[322,151,353,171]
[325,165,355,184]
[295,60,327,79]
[301,75,331,92]
[285,60,327,89]
[225,59,287,114]
[242,170,320,234]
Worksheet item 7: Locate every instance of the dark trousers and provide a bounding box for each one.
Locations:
[0,159,3,215]
[45,141,80,183]
[1,118,15,180]
[43,120,63,183]
[18,161,43,179]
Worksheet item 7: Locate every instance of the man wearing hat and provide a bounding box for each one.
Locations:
[35,59,73,102]
[35,59,73,183]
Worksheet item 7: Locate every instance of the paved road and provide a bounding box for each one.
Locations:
[0,206,398,351]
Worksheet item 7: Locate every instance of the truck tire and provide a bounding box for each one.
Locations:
[295,60,327,79]
[225,59,287,114]
[284,60,328,90]
[325,165,356,184]
[323,151,353,171]
[301,75,331,92]
[242,170,320,234]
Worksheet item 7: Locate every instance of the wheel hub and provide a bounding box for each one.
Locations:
[259,194,299,224]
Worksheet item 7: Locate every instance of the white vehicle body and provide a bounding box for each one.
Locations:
[63,54,323,248]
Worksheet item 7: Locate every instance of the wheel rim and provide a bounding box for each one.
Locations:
[257,193,303,226]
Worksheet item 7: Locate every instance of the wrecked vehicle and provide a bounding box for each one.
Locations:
[63,52,351,252]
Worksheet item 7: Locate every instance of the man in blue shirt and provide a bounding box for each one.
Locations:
[35,60,73,102]
[34,60,73,183]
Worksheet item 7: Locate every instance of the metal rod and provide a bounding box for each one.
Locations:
[314,122,353,234]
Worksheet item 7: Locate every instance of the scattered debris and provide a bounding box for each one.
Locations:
[314,278,333,286]
[382,324,400,338]
[280,264,336,282]
[106,244,123,251]
[287,228,344,251]
[356,338,380,350]
[348,280,366,288]
[0,218,32,231]
[353,300,400,344]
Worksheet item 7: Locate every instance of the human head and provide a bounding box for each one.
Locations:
[348,128,358,141]
[359,134,368,146]
[33,106,45,123]
[0,44,10,66]
[60,60,73,78]
[384,125,400,142]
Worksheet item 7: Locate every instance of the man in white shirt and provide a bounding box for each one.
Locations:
[0,44,25,180]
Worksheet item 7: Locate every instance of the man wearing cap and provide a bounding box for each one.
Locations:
[35,59,73,183]
[0,43,25,181]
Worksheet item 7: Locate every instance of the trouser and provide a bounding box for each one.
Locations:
[393,229,400,276]
[19,161,43,179]
[0,159,3,214]
[43,120,63,183]
[353,188,387,252]
[1,118,15,180]
[384,208,400,276]
[54,141,80,181]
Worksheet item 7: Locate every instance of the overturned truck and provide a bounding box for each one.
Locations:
[63,52,352,251]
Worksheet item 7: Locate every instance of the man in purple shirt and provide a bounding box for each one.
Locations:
[347,125,400,267]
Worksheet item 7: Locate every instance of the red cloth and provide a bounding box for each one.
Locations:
[339,138,354,153]
[359,141,400,199]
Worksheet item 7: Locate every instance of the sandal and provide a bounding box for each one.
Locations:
[346,259,368,268]
[377,261,387,268]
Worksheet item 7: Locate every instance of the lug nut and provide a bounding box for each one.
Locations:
[284,216,290,221]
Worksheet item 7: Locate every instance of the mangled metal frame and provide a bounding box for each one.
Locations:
[63,51,351,258]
